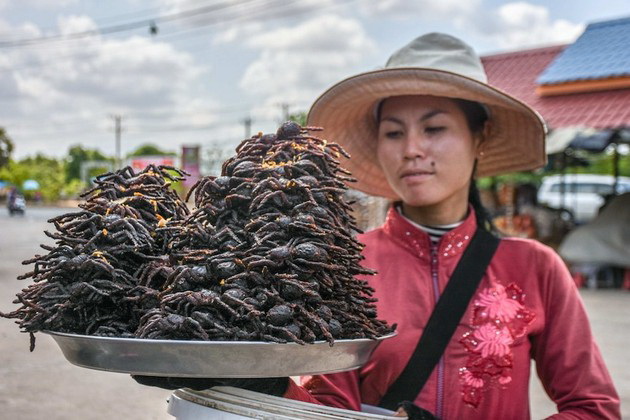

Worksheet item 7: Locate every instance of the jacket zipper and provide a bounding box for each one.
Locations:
[430,243,445,419]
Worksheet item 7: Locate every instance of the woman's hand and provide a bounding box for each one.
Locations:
[395,401,439,420]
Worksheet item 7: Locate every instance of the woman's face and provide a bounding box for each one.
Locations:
[376,95,482,221]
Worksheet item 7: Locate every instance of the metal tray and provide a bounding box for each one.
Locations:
[44,331,395,378]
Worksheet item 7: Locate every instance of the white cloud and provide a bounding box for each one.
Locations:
[489,2,585,48]
[33,0,77,6]
[447,2,585,49]
[361,0,583,50]
[238,13,376,122]
[157,0,200,13]
[11,36,199,109]
[159,0,336,17]
[213,21,264,45]
[57,14,98,35]
[2,15,220,158]
[0,21,42,40]
[159,0,338,37]
[359,0,482,20]
[5,0,78,9]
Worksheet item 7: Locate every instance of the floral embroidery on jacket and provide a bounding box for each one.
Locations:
[459,282,535,408]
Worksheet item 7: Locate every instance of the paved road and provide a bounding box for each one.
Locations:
[0,207,172,420]
[1,207,627,419]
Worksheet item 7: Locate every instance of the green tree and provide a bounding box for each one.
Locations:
[0,154,66,201]
[288,112,307,127]
[128,144,175,157]
[61,178,88,199]
[535,148,629,179]
[0,128,14,168]
[0,160,29,188]
[19,154,66,201]
[66,145,111,182]
[572,149,630,177]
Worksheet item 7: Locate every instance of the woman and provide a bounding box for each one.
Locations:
[279,32,620,419]
[135,33,619,419]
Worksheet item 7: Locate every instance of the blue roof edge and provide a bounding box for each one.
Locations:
[536,15,630,85]
[587,15,630,29]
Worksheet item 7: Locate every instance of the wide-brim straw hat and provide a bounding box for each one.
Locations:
[307,32,547,199]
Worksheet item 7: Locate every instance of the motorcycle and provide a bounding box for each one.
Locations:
[8,195,26,215]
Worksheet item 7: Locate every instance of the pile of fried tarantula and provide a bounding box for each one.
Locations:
[1,122,393,351]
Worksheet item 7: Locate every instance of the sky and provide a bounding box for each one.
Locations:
[1,0,629,163]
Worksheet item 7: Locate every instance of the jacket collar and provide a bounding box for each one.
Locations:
[382,204,478,259]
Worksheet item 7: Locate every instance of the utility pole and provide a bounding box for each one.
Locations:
[243,116,252,139]
[281,103,290,121]
[112,114,123,169]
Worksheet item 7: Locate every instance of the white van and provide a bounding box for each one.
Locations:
[537,174,630,223]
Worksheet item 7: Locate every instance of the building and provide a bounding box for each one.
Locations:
[482,16,630,134]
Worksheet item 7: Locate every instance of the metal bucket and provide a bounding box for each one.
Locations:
[168,386,405,419]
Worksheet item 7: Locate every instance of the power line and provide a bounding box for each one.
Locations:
[23,2,168,34]
[88,4,167,26]
[5,106,263,131]
[0,0,356,51]
[0,0,303,77]
[125,103,259,120]
[125,121,249,133]
[0,7,250,73]
[7,117,279,137]
[0,0,263,48]
[0,0,355,78]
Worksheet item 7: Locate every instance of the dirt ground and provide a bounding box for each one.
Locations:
[1,207,627,419]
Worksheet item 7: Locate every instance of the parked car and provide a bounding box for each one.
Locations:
[537,174,630,223]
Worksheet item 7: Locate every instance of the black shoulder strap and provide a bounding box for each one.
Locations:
[379,228,500,411]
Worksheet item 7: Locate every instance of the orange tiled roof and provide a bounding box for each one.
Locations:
[482,45,630,129]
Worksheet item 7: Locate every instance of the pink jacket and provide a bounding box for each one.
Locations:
[285,207,620,419]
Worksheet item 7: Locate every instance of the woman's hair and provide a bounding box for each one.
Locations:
[469,177,497,233]
[453,98,488,134]
[454,100,496,233]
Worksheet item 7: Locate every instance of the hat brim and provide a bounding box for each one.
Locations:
[307,67,547,199]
